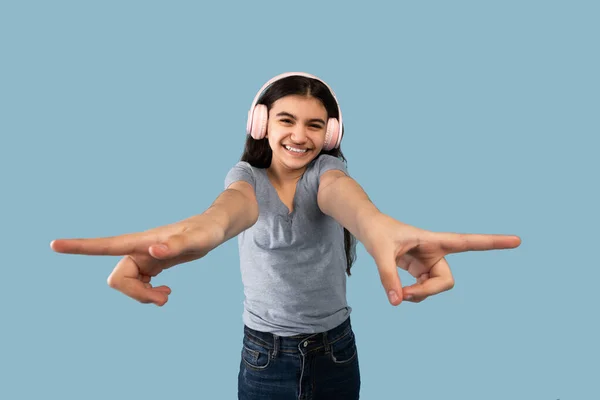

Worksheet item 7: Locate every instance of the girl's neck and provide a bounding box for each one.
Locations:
[266,164,306,189]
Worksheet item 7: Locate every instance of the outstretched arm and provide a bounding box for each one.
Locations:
[317,170,381,249]
[317,170,521,306]
[51,181,259,306]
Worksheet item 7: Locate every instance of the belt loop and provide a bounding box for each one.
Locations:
[272,334,279,359]
[323,331,330,353]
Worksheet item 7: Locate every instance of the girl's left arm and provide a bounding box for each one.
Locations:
[317,170,381,249]
[317,170,521,306]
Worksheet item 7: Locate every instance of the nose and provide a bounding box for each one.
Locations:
[289,125,309,144]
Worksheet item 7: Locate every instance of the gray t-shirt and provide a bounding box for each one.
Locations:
[224,154,352,336]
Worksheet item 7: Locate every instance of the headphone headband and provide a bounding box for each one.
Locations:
[248,72,344,144]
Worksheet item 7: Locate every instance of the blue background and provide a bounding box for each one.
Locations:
[1,1,598,399]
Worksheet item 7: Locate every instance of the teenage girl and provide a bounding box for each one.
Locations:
[50,72,521,399]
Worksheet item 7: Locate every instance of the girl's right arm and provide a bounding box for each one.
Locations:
[191,180,259,246]
[50,180,259,306]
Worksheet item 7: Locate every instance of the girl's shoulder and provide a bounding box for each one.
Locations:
[224,161,256,191]
[309,154,349,180]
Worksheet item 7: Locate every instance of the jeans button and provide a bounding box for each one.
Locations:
[303,341,308,347]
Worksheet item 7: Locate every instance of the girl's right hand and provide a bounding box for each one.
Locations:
[50,215,225,306]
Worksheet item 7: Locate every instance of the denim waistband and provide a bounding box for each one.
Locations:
[243,316,353,354]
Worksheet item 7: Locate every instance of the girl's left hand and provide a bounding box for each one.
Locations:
[362,213,521,306]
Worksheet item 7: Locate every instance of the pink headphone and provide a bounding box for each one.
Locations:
[246,72,344,151]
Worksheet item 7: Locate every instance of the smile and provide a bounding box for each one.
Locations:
[283,145,310,155]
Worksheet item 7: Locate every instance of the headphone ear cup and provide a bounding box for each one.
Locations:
[323,118,340,151]
[248,104,268,140]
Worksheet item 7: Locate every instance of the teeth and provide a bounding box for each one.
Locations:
[285,145,308,153]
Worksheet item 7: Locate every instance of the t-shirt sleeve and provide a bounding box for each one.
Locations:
[315,154,349,187]
[224,161,256,191]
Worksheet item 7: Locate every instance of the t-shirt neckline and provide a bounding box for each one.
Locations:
[261,167,308,219]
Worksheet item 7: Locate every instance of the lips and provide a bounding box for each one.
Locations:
[282,145,311,156]
[283,145,310,151]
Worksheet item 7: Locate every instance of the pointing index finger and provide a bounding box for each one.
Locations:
[434,232,522,254]
[50,232,148,256]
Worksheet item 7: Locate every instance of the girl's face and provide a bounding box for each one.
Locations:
[266,94,328,174]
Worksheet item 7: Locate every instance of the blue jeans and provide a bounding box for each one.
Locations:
[238,316,361,400]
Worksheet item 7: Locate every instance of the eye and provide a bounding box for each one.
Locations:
[310,124,323,129]
[280,118,293,124]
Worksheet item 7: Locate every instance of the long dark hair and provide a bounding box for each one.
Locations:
[240,75,358,276]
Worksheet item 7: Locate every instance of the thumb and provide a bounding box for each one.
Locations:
[148,232,197,260]
[149,227,218,261]
[372,249,404,306]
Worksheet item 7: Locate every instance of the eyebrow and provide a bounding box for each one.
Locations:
[275,111,326,125]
